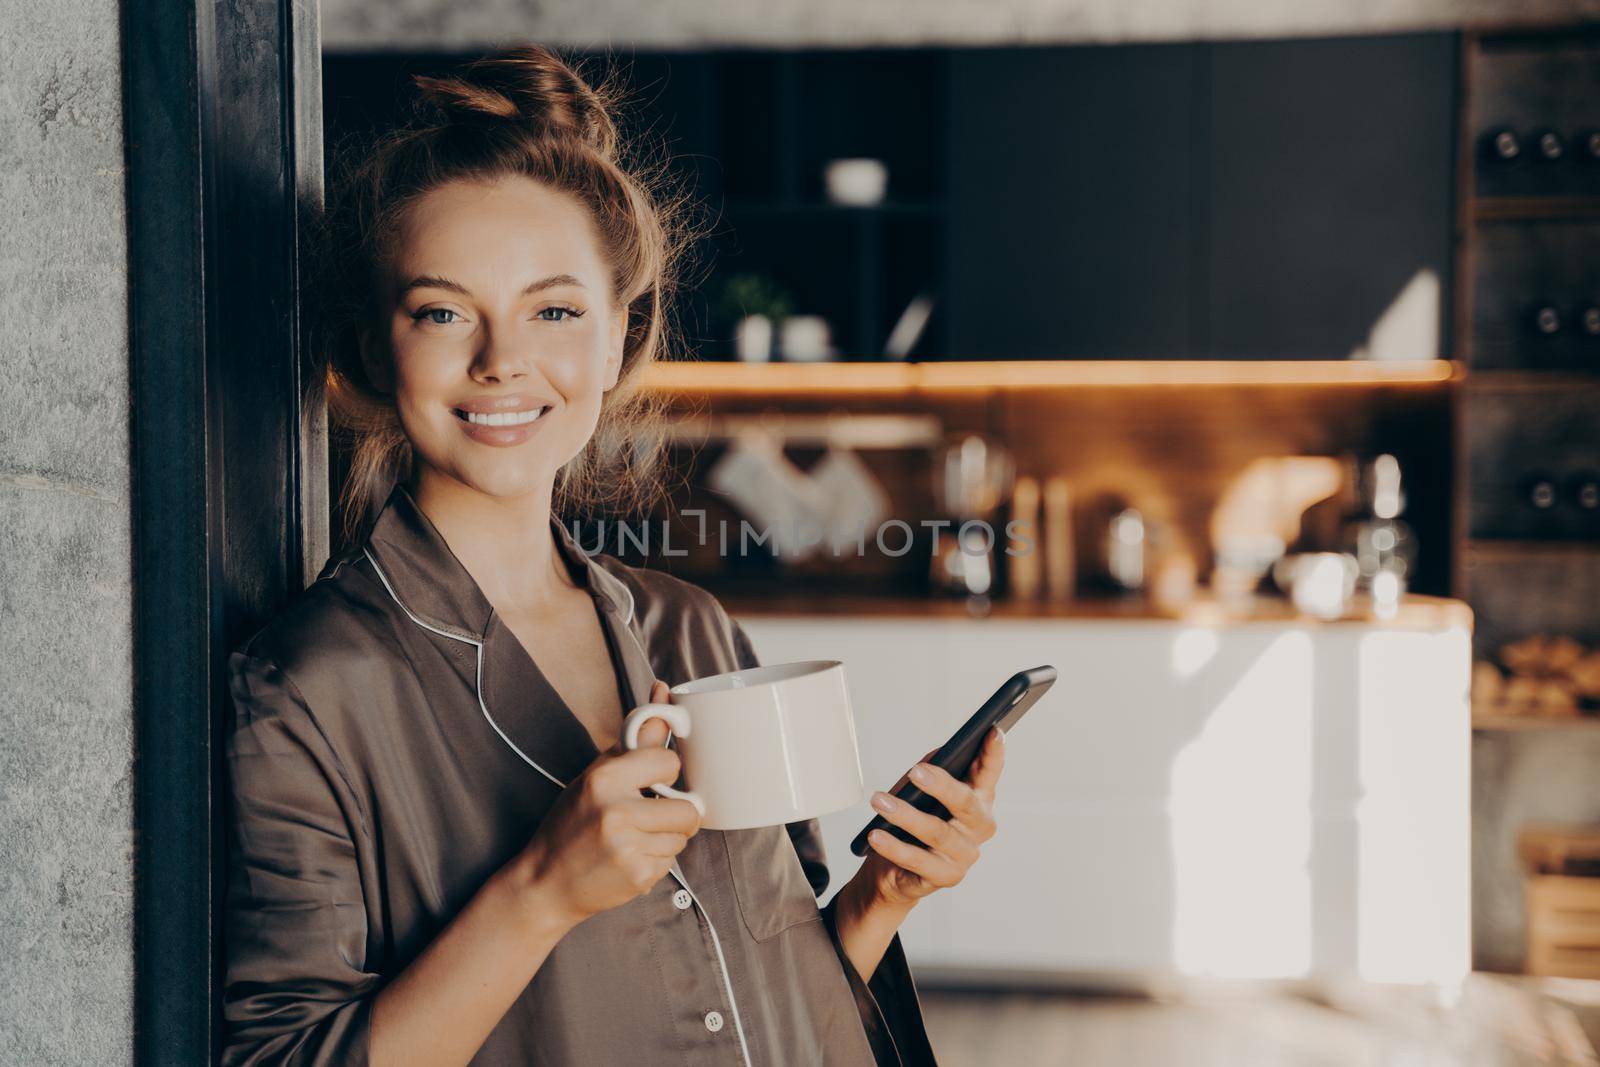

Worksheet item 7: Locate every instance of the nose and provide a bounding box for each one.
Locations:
[469,325,529,385]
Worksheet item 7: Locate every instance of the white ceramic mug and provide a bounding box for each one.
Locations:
[823,158,888,206]
[622,660,866,831]
[779,315,832,362]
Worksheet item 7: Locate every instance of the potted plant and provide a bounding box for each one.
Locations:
[715,273,794,362]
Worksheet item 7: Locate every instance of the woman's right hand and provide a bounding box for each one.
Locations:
[515,681,702,930]
[369,681,700,1067]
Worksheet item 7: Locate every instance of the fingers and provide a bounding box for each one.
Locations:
[633,716,672,749]
[623,796,702,836]
[865,829,963,888]
[907,761,995,841]
[869,791,977,865]
[619,853,675,895]
[634,831,691,859]
[885,745,942,795]
[627,681,676,751]
[967,727,1006,799]
[597,806,690,858]
[592,745,682,794]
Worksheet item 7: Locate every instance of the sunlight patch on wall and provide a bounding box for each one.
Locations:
[1350,268,1440,362]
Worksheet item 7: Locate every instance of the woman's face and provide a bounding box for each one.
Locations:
[374,175,625,503]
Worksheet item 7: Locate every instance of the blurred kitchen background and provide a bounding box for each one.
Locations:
[323,5,1600,1063]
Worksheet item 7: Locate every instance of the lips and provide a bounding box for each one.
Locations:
[456,407,548,427]
[451,395,555,446]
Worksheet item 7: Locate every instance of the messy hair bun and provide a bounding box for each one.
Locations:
[412,51,620,157]
[315,45,690,546]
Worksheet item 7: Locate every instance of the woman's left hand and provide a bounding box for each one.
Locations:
[857,725,1006,910]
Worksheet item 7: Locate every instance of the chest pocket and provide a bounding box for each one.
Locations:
[721,825,823,942]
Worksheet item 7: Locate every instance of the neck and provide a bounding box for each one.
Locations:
[409,466,573,615]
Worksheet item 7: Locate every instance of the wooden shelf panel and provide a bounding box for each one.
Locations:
[1465,540,1600,562]
[644,359,1460,398]
[1472,197,1600,222]
[1461,370,1600,392]
[1473,713,1600,732]
[724,199,945,217]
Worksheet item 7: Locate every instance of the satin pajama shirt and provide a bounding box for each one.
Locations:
[220,484,936,1066]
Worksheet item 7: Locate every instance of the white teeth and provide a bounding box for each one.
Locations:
[461,407,546,427]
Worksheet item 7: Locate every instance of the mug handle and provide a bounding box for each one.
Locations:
[621,703,706,818]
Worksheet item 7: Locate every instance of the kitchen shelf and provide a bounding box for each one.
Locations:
[1464,539,1600,562]
[1472,196,1600,222]
[724,199,945,217]
[1472,713,1600,732]
[644,359,1460,398]
[1460,370,1600,391]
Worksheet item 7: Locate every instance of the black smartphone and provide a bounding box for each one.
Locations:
[849,665,1057,857]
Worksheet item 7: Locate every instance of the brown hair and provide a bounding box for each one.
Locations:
[314,45,691,545]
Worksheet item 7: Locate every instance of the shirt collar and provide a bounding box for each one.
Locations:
[363,483,636,643]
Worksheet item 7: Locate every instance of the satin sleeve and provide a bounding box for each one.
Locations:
[731,620,939,1067]
[220,651,381,1067]
[819,895,938,1067]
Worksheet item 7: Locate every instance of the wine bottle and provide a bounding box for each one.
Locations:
[1484,127,1522,162]
[1579,129,1600,163]
[1532,128,1566,162]
[1570,472,1600,511]
[1531,304,1563,336]
[1521,473,1560,510]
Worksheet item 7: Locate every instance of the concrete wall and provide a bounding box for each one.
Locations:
[0,0,134,1060]
[323,0,1600,51]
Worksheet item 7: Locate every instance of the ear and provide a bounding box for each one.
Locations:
[358,326,394,394]
[601,309,626,392]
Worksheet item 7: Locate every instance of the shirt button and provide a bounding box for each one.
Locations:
[703,1010,724,1033]
[672,889,693,911]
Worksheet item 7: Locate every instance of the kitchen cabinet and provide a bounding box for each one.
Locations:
[1205,34,1457,361]
[1464,381,1600,542]
[1469,222,1600,371]
[946,45,1197,360]
[946,34,1456,361]
[1469,34,1600,201]
[328,35,1458,362]
[736,604,1471,986]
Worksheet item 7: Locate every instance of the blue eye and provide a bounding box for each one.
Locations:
[538,306,583,322]
[413,308,459,326]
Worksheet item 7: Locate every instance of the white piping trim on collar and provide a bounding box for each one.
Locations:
[614,578,636,625]
[361,544,750,1067]
[594,567,636,625]
[362,546,567,791]
[557,520,636,626]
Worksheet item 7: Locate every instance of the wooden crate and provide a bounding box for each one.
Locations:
[1521,824,1600,876]
[1527,875,1600,979]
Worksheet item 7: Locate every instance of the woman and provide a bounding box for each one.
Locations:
[222,45,1006,1067]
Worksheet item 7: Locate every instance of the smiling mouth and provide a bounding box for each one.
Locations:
[454,406,550,427]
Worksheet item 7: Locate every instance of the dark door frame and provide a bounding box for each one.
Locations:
[123,0,325,1058]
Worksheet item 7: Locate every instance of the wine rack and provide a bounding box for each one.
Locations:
[1457,23,1600,977]
[1455,24,1600,640]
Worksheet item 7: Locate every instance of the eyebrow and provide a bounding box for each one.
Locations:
[397,272,587,299]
